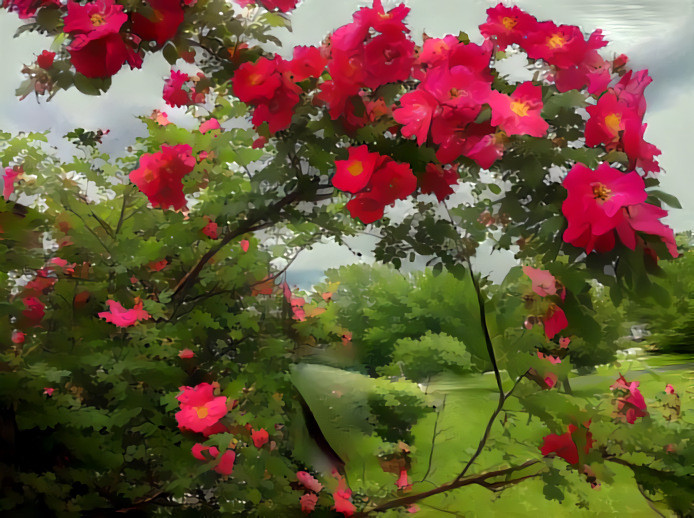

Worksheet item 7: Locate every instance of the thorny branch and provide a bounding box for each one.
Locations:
[353,459,544,516]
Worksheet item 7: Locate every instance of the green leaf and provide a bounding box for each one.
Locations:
[162,43,179,65]
[73,74,105,96]
[488,183,502,195]
[647,189,682,209]
[541,90,587,119]
[259,12,292,31]
[36,6,62,31]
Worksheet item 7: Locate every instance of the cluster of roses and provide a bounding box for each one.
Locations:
[162,70,209,108]
[127,116,229,213]
[231,45,327,133]
[2,165,22,201]
[129,143,196,211]
[521,266,570,391]
[562,162,677,258]
[540,375,652,487]
[522,266,568,340]
[330,145,416,224]
[479,5,659,178]
[9,257,77,351]
[480,5,612,94]
[394,28,508,168]
[229,1,672,248]
[317,1,413,120]
[233,0,636,169]
[4,0,190,78]
[176,382,236,475]
[230,0,413,136]
[309,0,548,170]
[175,382,283,483]
[609,374,649,424]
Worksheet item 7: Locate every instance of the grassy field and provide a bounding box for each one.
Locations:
[403,353,694,517]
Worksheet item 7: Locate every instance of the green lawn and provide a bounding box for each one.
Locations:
[404,355,694,517]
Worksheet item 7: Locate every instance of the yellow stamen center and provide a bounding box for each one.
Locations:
[547,33,566,49]
[142,168,155,182]
[604,113,622,135]
[90,13,105,26]
[592,183,612,201]
[501,17,517,30]
[347,161,364,176]
[510,100,529,117]
[196,406,209,419]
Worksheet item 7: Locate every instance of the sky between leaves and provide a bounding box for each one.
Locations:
[1,0,692,287]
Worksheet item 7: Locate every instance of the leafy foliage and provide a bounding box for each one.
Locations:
[321,264,487,374]
[624,233,694,354]
[0,1,692,517]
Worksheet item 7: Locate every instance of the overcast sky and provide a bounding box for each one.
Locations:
[1,0,692,286]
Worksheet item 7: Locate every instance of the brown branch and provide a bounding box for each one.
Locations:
[455,373,525,482]
[603,455,676,517]
[353,459,543,516]
[434,206,514,484]
[476,471,544,492]
[420,503,466,516]
[171,188,303,301]
[466,256,503,396]
[451,256,527,483]
[636,484,667,518]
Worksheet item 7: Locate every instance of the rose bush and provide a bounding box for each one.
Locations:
[1,0,693,516]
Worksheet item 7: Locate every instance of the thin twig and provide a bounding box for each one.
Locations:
[455,373,525,482]
[89,210,115,239]
[419,394,447,483]
[636,484,667,518]
[433,205,527,485]
[466,255,503,396]
[452,257,516,482]
[115,185,134,234]
[66,208,114,263]
[420,503,466,517]
[171,188,303,301]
